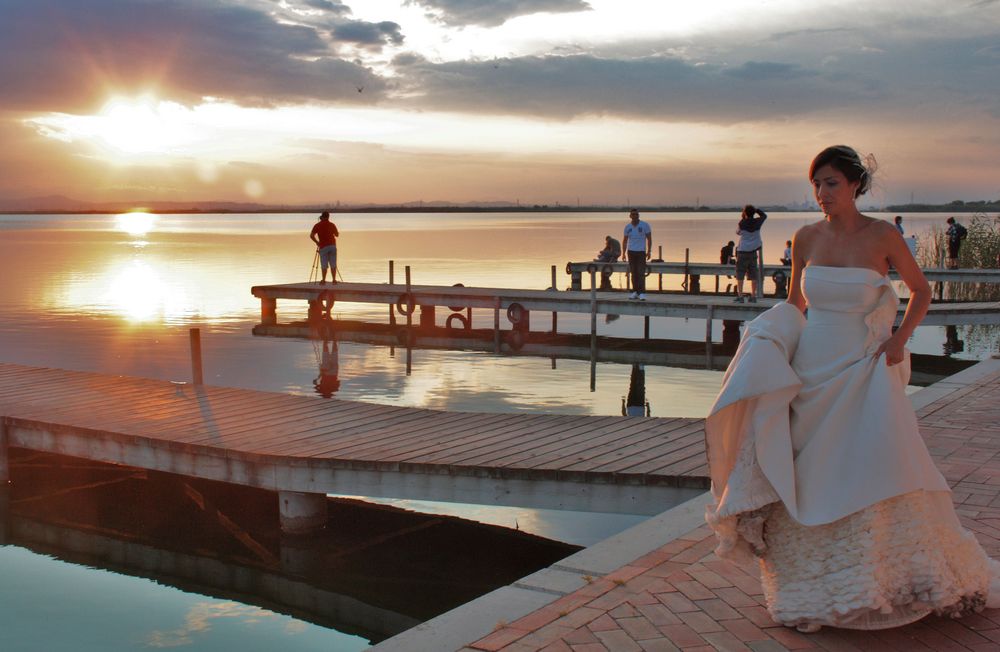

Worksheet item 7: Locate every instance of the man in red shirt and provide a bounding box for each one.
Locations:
[309,211,340,283]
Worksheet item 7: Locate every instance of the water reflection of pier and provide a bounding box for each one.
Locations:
[254,318,977,387]
[0,451,578,644]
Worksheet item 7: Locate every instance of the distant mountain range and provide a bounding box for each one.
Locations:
[1,194,996,214]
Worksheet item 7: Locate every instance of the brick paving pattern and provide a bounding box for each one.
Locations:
[465,369,1000,651]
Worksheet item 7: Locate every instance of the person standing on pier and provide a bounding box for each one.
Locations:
[310,211,340,284]
[623,209,652,300]
[894,215,904,235]
[945,216,967,269]
[733,204,767,303]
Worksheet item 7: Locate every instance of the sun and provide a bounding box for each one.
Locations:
[116,211,157,236]
[96,96,195,154]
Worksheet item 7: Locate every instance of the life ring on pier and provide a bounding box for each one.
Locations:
[506,329,525,351]
[565,262,573,275]
[448,283,466,312]
[396,292,415,317]
[445,313,471,330]
[506,302,526,325]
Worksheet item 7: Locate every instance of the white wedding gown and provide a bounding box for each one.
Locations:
[705,265,999,630]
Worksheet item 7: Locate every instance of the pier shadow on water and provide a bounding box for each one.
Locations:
[0,449,580,646]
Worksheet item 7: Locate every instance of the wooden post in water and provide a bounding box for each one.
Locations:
[493,297,501,353]
[590,269,598,387]
[589,269,598,338]
[389,260,396,325]
[550,265,558,335]
[405,266,412,331]
[705,304,715,369]
[189,328,204,385]
[404,266,413,374]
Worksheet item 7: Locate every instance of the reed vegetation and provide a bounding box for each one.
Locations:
[915,213,1000,302]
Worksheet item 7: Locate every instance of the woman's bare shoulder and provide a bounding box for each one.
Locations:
[793,220,824,241]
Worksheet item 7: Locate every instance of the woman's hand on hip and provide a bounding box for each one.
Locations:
[873,334,907,366]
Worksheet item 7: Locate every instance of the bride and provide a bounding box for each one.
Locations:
[705,145,999,632]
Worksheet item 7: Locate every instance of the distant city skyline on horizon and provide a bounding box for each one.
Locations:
[2,1,998,208]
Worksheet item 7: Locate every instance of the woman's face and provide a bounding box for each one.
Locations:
[811,164,859,216]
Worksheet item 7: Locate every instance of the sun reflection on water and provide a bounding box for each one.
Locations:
[116,211,158,236]
[104,259,187,322]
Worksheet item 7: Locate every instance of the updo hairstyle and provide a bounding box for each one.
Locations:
[808,145,877,198]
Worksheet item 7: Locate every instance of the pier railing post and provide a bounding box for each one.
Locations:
[659,245,664,291]
[189,328,204,385]
[493,297,501,353]
[589,270,598,338]
[756,247,764,298]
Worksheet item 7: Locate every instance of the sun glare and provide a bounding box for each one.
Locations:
[116,212,157,236]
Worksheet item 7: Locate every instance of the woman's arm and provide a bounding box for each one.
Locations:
[874,226,931,365]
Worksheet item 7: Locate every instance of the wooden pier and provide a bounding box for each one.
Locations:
[0,363,709,532]
[251,280,1000,329]
[565,259,1000,291]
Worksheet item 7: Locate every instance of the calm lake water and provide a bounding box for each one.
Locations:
[0,210,994,650]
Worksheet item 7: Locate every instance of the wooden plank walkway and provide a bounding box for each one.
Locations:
[251,281,1000,326]
[455,362,1000,652]
[0,363,710,515]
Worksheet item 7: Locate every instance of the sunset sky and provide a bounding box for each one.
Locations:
[2,0,999,207]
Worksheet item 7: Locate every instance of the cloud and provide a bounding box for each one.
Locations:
[0,0,392,112]
[405,0,592,27]
[299,0,352,12]
[331,19,405,48]
[391,53,875,123]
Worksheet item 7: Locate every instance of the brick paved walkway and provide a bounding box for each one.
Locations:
[463,367,1000,652]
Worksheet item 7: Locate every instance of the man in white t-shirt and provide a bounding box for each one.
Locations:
[623,209,652,300]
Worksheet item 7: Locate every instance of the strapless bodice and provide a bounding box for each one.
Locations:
[796,265,899,373]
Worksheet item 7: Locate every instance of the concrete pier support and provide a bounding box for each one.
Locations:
[261,297,277,325]
[278,490,327,534]
[0,420,8,486]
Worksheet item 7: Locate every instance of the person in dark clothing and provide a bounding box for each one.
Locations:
[945,217,967,269]
[720,240,736,265]
[596,235,622,290]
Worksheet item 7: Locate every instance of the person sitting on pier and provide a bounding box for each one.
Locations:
[596,235,622,290]
[734,204,767,303]
[310,211,340,284]
[780,240,792,266]
[720,240,736,266]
